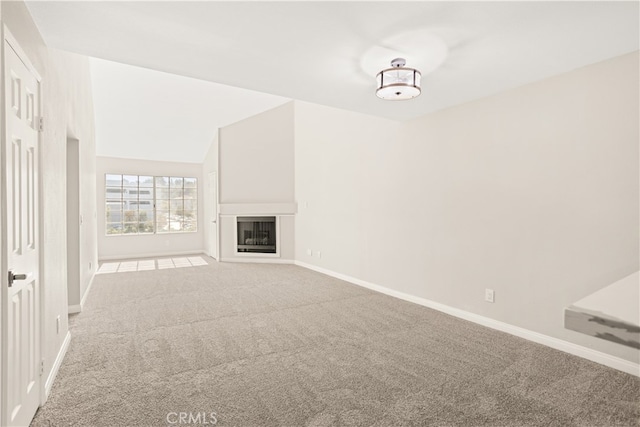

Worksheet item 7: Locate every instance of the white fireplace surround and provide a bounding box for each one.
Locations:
[218,203,296,263]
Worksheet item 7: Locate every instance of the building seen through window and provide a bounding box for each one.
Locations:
[105,174,197,235]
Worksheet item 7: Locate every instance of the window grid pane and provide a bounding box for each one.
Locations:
[105,174,197,236]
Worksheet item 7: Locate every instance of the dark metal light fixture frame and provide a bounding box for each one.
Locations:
[376,58,421,100]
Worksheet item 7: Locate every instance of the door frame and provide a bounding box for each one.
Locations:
[1,25,45,424]
[208,171,218,260]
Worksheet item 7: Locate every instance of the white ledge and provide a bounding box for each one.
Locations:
[219,203,297,215]
[565,271,640,350]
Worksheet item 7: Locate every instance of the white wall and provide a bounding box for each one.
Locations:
[217,101,296,262]
[295,51,639,363]
[219,101,294,204]
[96,156,205,260]
[1,0,98,394]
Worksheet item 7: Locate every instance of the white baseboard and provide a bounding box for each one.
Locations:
[67,272,96,314]
[45,331,71,398]
[80,272,95,307]
[221,257,294,264]
[294,261,640,377]
[99,250,206,262]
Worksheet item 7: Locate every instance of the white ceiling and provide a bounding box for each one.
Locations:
[25,1,639,161]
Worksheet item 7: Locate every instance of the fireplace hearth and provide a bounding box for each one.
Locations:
[237,216,276,254]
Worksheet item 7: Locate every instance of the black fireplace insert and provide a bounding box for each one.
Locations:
[237,216,276,253]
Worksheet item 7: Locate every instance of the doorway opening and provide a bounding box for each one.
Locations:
[66,137,81,313]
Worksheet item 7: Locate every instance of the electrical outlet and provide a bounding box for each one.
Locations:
[56,315,61,334]
[485,289,495,303]
[316,251,322,259]
[306,249,312,256]
[89,262,92,270]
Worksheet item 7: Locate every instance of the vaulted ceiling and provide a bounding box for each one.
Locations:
[89,58,289,163]
[25,1,639,162]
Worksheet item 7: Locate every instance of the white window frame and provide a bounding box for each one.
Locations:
[104,174,198,236]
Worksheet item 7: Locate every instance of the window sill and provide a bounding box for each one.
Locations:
[105,230,198,237]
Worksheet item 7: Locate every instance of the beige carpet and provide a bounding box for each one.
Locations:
[31,258,639,426]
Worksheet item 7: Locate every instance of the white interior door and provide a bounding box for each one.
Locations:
[3,33,41,427]
[208,172,218,259]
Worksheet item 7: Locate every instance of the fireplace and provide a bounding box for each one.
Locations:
[237,216,276,254]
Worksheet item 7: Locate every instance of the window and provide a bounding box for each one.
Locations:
[154,176,198,233]
[105,174,197,235]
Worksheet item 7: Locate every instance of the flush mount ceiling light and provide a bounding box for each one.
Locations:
[376,58,421,100]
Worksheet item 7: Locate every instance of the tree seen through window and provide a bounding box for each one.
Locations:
[105,174,197,235]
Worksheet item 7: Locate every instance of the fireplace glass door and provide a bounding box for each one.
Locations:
[237,216,276,253]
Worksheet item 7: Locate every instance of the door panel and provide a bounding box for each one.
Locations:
[3,37,41,427]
